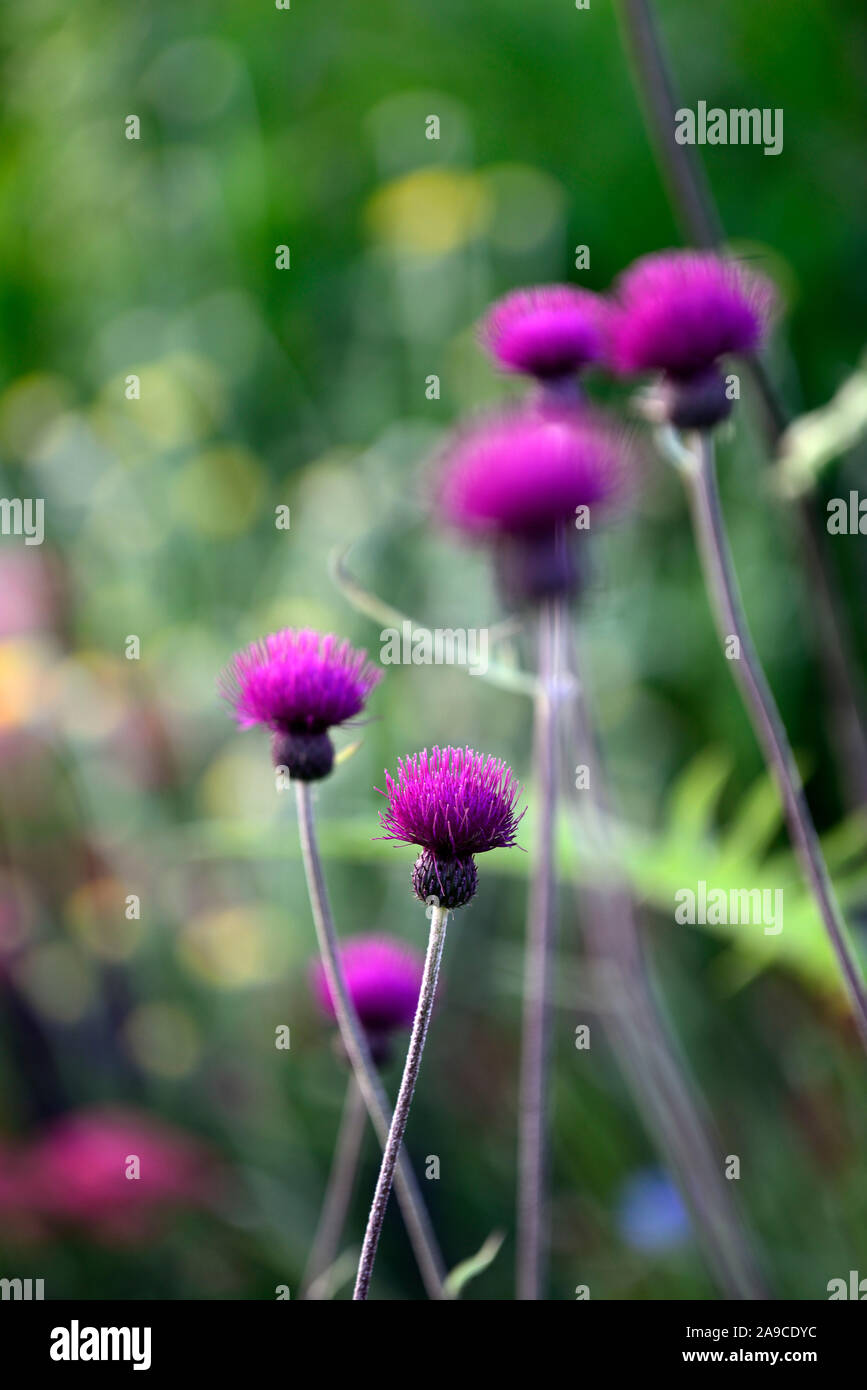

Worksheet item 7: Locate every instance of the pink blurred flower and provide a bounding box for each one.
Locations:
[27,1107,217,1241]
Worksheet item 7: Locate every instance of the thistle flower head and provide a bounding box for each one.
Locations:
[611,249,774,379]
[29,1108,215,1241]
[219,628,381,780]
[438,406,626,540]
[378,746,524,909]
[312,934,424,1061]
[480,285,612,379]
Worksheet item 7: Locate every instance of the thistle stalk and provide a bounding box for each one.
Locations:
[516,594,563,1300]
[677,433,867,1051]
[615,0,867,809]
[564,627,768,1299]
[354,904,449,1300]
[295,781,448,1298]
[301,1074,367,1300]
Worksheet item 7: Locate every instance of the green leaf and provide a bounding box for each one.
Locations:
[775,356,867,497]
[443,1230,506,1298]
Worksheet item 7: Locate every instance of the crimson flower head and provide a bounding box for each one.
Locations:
[220,628,381,780]
[312,933,424,1064]
[611,249,775,427]
[437,405,631,603]
[27,1107,215,1242]
[378,746,524,909]
[480,285,612,380]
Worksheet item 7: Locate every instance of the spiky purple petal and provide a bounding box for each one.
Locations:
[480,285,612,378]
[438,406,628,538]
[377,746,524,862]
[611,250,774,378]
[219,628,381,735]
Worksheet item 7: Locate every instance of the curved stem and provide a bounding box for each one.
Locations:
[564,629,768,1299]
[682,434,867,1051]
[301,1074,367,1299]
[616,0,867,810]
[516,596,561,1300]
[354,904,448,1301]
[295,781,448,1299]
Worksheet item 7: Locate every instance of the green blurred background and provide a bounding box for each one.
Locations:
[0,0,865,1299]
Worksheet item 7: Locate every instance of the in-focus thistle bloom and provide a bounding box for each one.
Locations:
[611,249,775,428]
[480,285,612,381]
[220,628,382,780]
[437,405,630,603]
[312,933,425,1064]
[378,746,524,909]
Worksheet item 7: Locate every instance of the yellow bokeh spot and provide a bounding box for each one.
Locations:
[123,1002,201,1079]
[365,168,490,255]
[172,445,264,537]
[101,353,224,450]
[198,744,275,820]
[66,877,145,961]
[0,373,73,459]
[15,944,95,1024]
[0,640,51,730]
[178,905,275,989]
[46,651,129,742]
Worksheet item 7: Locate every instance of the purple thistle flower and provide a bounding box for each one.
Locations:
[611,250,775,428]
[312,934,425,1063]
[480,285,612,380]
[439,407,626,539]
[436,406,631,603]
[219,628,381,780]
[377,746,525,909]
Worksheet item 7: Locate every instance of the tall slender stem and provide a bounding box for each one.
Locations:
[302,1074,367,1300]
[564,629,768,1299]
[354,904,449,1301]
[680,434,867,1050]
[516,596,561,1300]
[615,0,867,810]
[295,781,448,1298]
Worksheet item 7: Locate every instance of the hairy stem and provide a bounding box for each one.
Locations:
[564,628,768,1299]
[680,434,867,1051]
[516,595,562,1300]
[295,781,447,1298]
[616,0,867,809]
[354,904,448,1301]
[301,1074,367,1299]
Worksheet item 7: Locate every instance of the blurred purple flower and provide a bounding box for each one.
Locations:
[312,934,424,1058]
[438,406,628,539]
[480,285,612,379]
[611,249,774,379]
